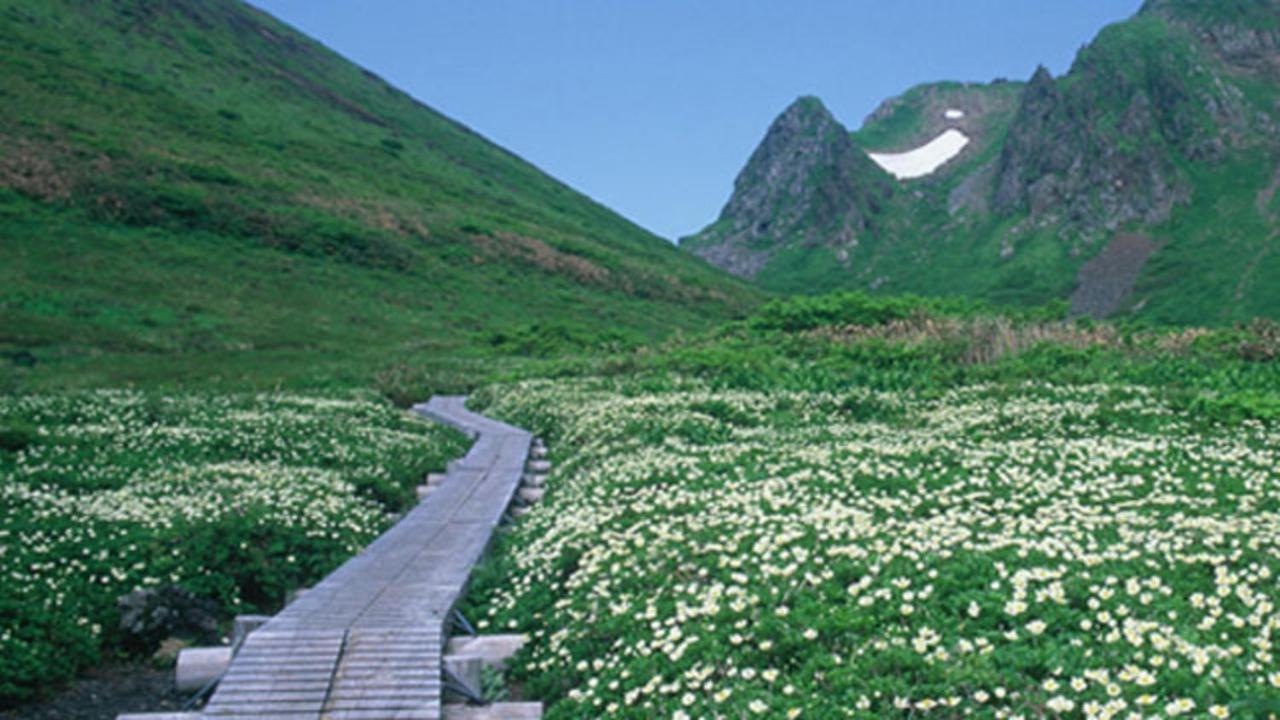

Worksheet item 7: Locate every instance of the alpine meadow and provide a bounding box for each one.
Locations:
[2,2,1278,720]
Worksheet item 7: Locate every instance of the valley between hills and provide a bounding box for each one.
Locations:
[2,1,1278,718]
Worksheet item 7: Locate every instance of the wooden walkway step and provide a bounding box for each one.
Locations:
[122,397,540,720]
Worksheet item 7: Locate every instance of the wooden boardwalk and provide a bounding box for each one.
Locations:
[129,397,535,720]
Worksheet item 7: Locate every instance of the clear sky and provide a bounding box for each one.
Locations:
[247,1,1144,241]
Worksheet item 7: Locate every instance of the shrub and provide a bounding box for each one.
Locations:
[0,390,468,704]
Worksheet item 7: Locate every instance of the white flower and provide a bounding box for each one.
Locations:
[1045,696,1075,713]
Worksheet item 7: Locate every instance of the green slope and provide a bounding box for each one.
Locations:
[0,0,758,392]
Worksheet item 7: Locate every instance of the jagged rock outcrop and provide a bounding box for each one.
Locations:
[1143,0,1280,73]
[991,59,1191,235]
[681,97,893,278]
[991,2,1279,236]
[683,0,1280,322]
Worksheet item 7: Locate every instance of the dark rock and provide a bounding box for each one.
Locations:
[117,586,219,653]
[681,97,893,277]
[1143,0,1280,73]
[989,6,1277,239]
[992,49,1195,235]
[8,350,37,367]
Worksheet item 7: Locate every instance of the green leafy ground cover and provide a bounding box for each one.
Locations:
[3,291,1279,713]
[0,391,467,704]
[6,1,1278,715]
[466,377,1280,718]
[0,0,758,393]
[444,293,1280,718]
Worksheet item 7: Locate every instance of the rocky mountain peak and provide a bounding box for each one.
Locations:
[683,1,1280,321]
[681,96,893,278]
[777,95,837,126]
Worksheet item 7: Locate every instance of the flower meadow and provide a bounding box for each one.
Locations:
[0,390,466,703]
[466,378,1280,719]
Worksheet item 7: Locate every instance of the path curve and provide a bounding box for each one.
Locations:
[123,396,534,720]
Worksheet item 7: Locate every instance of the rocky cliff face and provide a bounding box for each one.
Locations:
[992,10,1276,236]
[681,97,893,278]
[990,62,1191,235]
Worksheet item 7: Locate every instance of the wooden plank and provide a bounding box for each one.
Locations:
[164,396,535,720]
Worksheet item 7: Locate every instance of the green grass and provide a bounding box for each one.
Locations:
[0,189,745,395]
[463,375,1280,718]
[0,390,468,704]
[0,0,759,393]
[851,80,1024,152]
[5,1,1280,713]
[449,295,1280,716]
[1137,157,1280,324]
[5,288,1279,708]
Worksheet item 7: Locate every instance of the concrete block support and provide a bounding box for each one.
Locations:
[445,635,526,670]
[174,646,232,692]
[443,654,483,703]
[443,703,543,719]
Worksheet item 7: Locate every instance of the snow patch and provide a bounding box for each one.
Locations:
[867,129,970,180]
[945,108,965,120]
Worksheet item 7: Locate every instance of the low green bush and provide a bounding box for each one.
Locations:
[0,390,468,704]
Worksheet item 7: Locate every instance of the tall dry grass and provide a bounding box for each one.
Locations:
[804,316,1280,365]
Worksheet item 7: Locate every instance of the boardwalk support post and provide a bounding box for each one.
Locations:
[231,614,270,651]
[443,657,486,705]
[452,608,479,637]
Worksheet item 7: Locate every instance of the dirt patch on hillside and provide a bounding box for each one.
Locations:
[0,137,77,201]
[471,232,613,287]
[1070,233,1159,319]
[1256,163,1280,214]
[807,315,1121,364]
[293,191,432,238]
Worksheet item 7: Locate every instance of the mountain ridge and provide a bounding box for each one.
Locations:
[682,0,1280,324]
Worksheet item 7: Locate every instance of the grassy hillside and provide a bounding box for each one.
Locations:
[851,80,1025,158]
[0,0,758,394]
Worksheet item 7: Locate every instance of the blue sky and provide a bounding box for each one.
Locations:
[248,1,1144,240]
